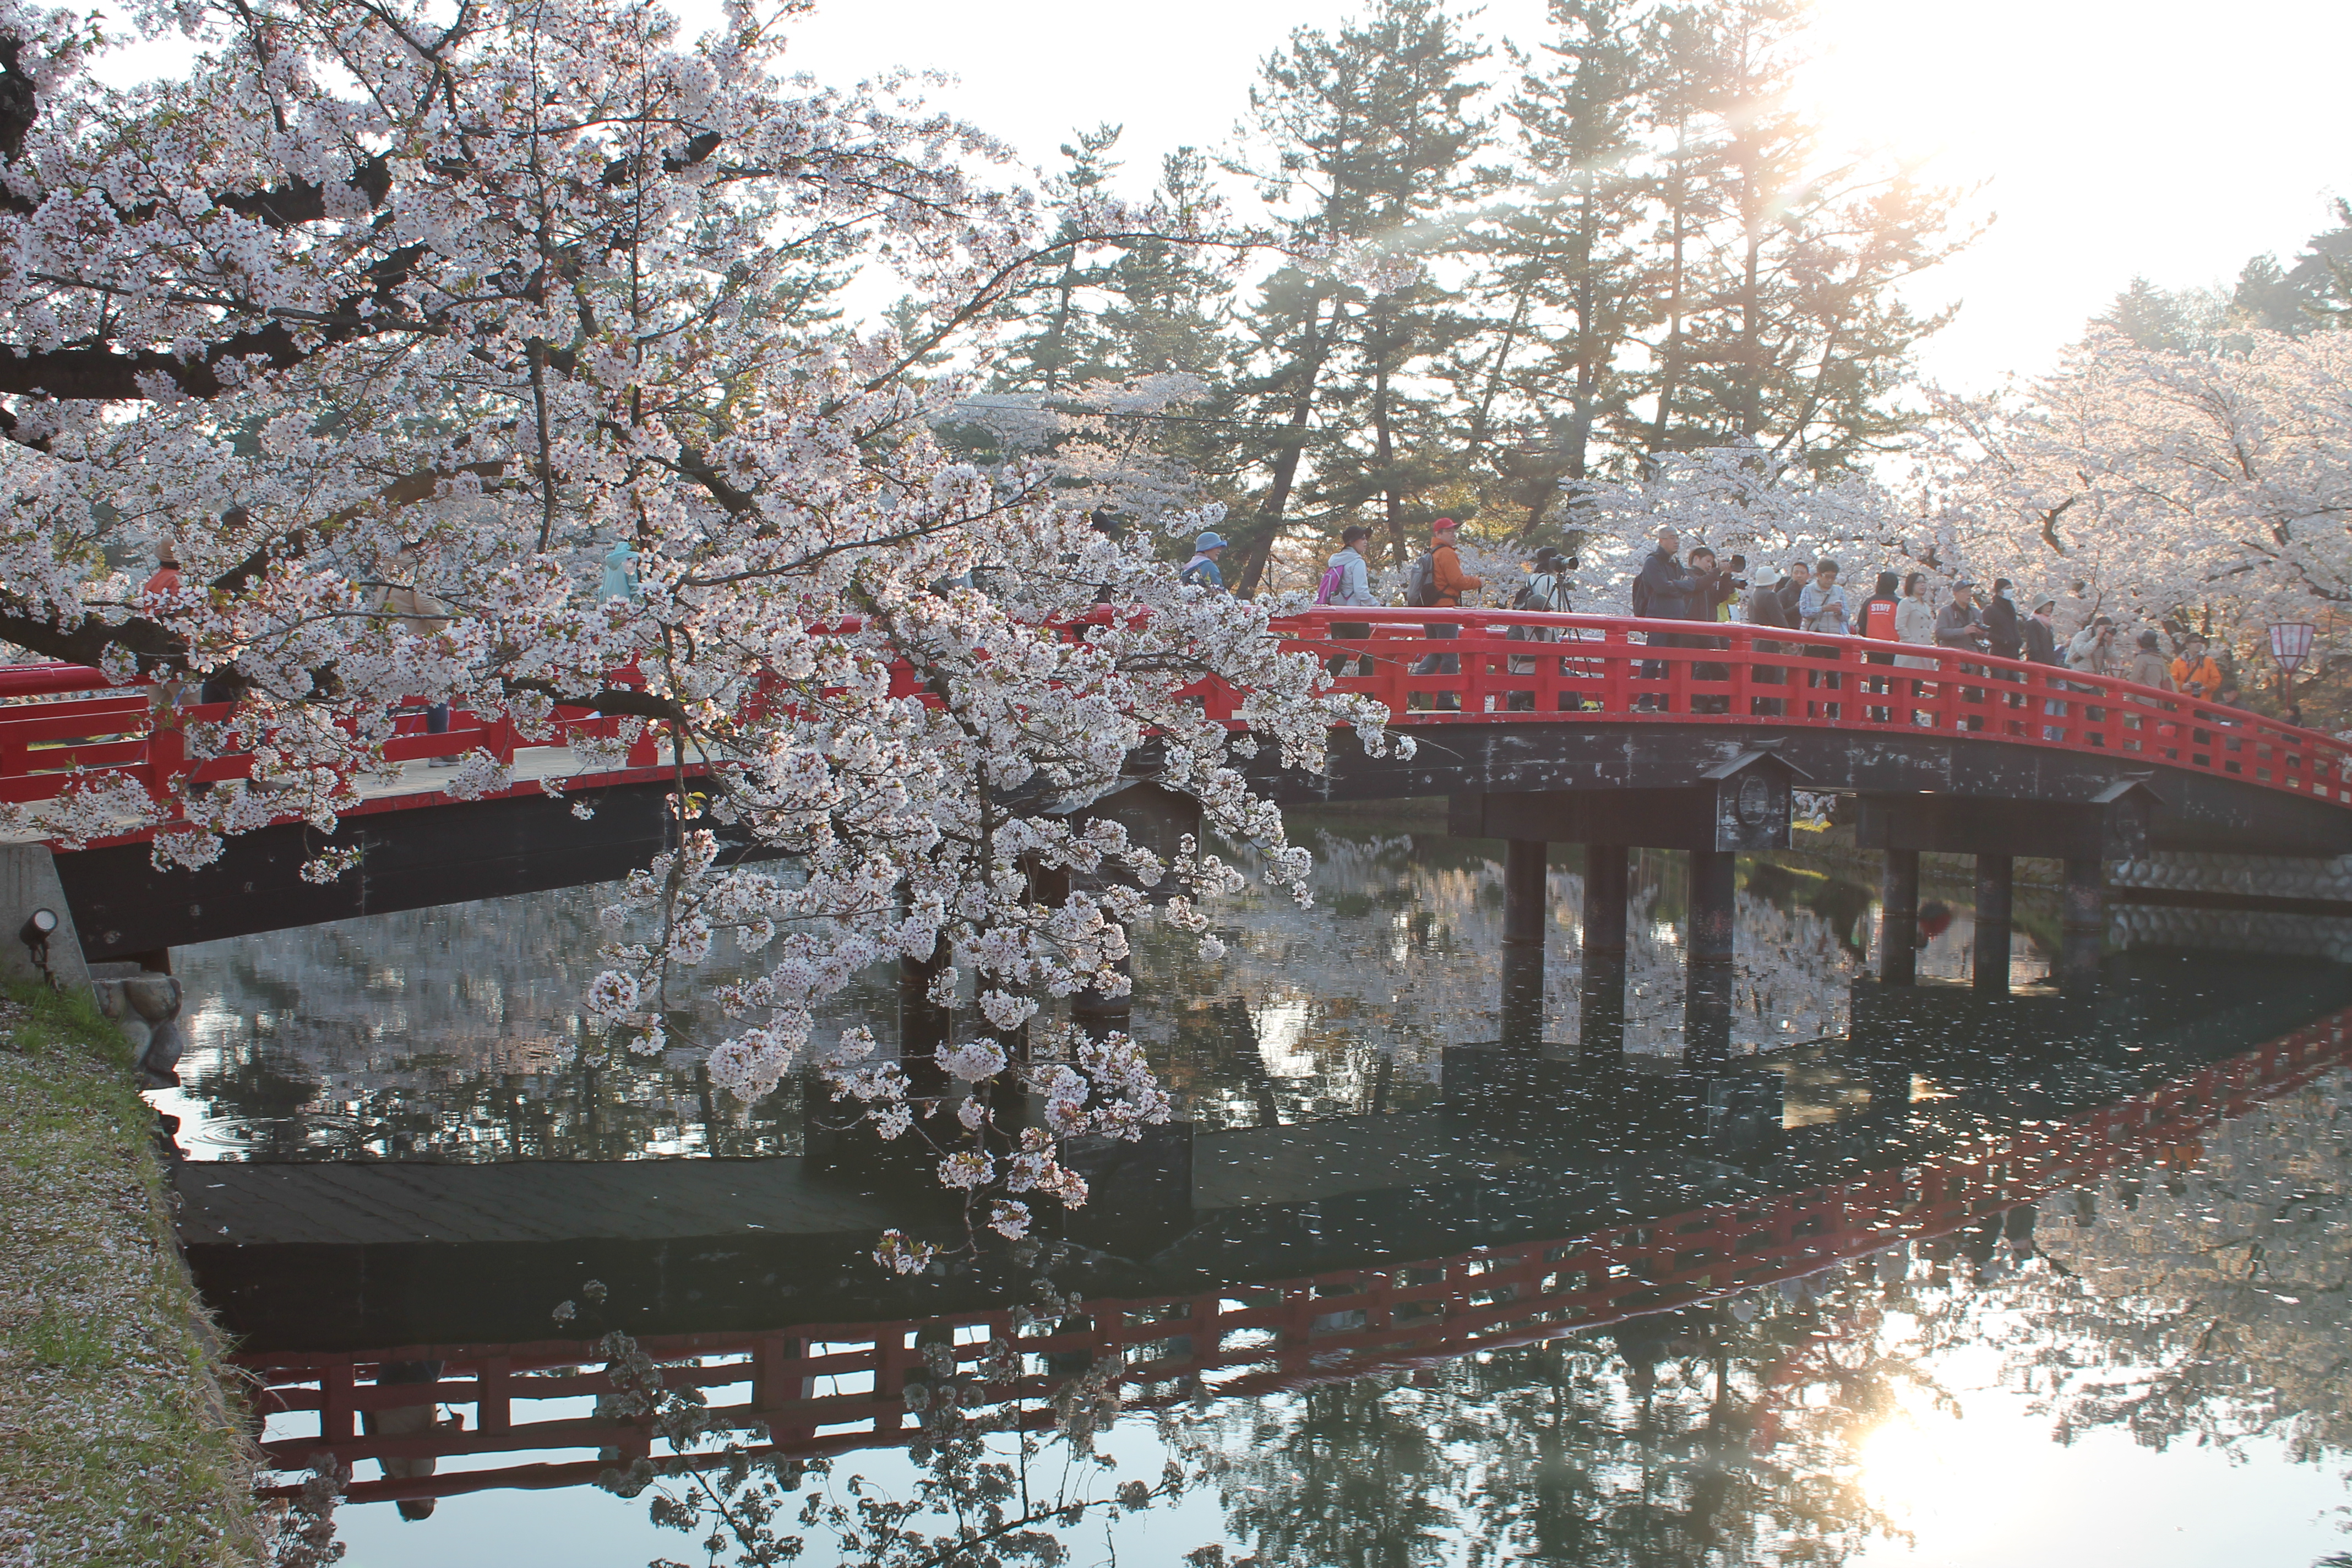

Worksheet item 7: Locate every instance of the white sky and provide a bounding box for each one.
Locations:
[80,0,2352,394]
[769,0,2352,394]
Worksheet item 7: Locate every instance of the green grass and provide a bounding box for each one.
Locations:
[0,981,267,1566]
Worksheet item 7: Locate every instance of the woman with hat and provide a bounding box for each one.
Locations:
[1179,531,1226,590]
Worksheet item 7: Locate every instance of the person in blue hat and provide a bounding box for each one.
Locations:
[1179,531,1227,591]
[601,539,641,601]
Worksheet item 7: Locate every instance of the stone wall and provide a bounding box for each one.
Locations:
[2111,850,2352,902]
[2108,903,2352,963]
[87,961,187,1085]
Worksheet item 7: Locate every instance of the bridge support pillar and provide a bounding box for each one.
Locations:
[1576,843,1629,1058]
[1878,848,1919,987]
[1500,840,1547,1052]
[1685,850,1737,1061]
[1581,844,1628,959]
[2061,857,2105,993]
[899,944,952,1100]
[1578,959,1627,1060]
[1973,855,2013,993]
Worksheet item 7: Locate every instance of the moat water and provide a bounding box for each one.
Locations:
[150,809,2352,1567]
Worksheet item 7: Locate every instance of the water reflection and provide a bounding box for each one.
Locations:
[149,806,2352,1564]
[157,815,2052,1157]
[231,1010,2352,1567]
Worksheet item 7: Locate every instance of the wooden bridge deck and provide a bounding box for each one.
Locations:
[171,1155,899,1247]
[171,1110,1529,1249]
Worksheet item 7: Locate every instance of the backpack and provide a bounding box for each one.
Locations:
[1404,551,1439,608]
[1179,558,1218,589]
[1630,570,1653,619]
[1315,562,1347,605]
[1510,573,1561,613]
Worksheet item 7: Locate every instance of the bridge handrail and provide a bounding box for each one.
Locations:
[0,608,2343,830]
[1260,607,2352,804]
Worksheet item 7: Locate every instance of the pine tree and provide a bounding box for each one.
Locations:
[1225,0,1493,590]
[2231,255,2309,336]
[2095,275,2225,352]
[1454,0,1655,534]
[1639,1,1730,463]
[1645,0,1967,471]
[994,124,1126,394]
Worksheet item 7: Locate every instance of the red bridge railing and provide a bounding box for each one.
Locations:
[2,611,2344,841]
[0,664,669,816]
[1261,609,2352,805]
[235,1004,2352,1506]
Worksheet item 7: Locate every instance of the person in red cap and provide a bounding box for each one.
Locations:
[1428,516,1482,607]
[1409,518,1484,698]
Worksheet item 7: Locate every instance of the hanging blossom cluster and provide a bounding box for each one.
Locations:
[844,1023,1180,1275]
[0,0,1400,1260]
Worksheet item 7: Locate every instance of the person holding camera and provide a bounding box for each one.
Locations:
[2066,613,2120,677]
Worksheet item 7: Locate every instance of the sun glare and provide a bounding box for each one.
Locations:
[1798,0,1992,169]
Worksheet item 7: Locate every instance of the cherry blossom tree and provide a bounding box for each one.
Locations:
[1565,443,1921,611]
[1922,329,2352,647]
[0,0,1398,1261]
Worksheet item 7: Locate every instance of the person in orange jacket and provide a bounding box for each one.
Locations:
[1412,517,1484,689]
[1429,516,1482,606]
[2170,635,2224,700]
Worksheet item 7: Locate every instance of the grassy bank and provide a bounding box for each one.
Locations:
[0,982,264,1566]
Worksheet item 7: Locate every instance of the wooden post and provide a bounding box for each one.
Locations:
[1500,839,1547,1052]
[1879,848,1919,987]
[1685,850,1738,1061]
[1581,844,1628,957]
[2061,856,2104,993]
[1974,854,2013,993]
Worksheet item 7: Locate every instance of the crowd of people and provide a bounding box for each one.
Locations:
[1275,519,2267,716]
[1616,526,2248,705]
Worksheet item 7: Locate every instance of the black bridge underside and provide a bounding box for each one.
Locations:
[1255,721,2352,860]
[53,722,2350,960]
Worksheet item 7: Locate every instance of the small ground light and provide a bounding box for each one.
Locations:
[19,906,56,986]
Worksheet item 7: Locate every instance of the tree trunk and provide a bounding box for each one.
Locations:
[1647,136,1692,461]
[1234,295,1331,597]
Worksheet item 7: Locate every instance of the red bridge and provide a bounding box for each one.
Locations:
[4,612,2340,998]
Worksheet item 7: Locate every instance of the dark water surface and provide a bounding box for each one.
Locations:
[153,813,2352,1567]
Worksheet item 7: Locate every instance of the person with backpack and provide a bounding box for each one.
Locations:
[1319,525,1379,676]
[1501,546,1571,700]
[1317,525,1378,609]
[1408,518,1482,689]
[1630,527,1700,709]
[1179,531,1227,590]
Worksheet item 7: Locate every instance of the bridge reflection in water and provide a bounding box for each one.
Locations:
[204,959,2352,1513]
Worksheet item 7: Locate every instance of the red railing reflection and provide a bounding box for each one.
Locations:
[236,1005,2352,1506]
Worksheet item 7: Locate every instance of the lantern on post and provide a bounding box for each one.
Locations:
[2268,619,2316,723]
